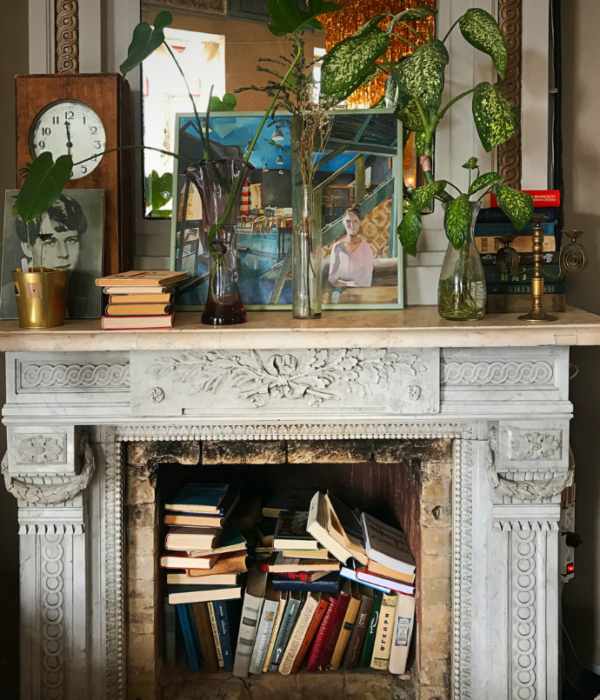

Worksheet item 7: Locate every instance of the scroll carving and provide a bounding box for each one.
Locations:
[497,0,522,189]
[56,0,79,74]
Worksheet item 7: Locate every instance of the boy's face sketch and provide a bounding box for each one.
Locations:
[20,216,81,271]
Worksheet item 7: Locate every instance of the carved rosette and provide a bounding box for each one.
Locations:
[56,0,79,74]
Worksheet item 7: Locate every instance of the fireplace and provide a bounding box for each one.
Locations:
[1,337,577,700]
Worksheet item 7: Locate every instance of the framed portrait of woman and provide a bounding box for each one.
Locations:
[170,109,403,310]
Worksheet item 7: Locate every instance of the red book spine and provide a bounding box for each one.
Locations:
[489,190,560,208]
[276,571,312,582]
[306,595,339,671]
[317,587,351,670]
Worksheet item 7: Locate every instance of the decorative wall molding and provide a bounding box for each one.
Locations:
[18,362,130,393]
[56,0,79,73]
[41,532,66,700]
[509,431,562,460]
[497,0,522,188]
[441,361,553,387]
[16,435,66,464]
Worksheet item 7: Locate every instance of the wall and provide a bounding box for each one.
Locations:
[0,0,28,695]
[561,0,600,673]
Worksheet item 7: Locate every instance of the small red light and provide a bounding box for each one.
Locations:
[567,564,575,574]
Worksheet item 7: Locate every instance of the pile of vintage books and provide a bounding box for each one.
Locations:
[160,485,416,676]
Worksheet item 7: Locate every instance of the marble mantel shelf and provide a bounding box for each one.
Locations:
[0,305,600,352]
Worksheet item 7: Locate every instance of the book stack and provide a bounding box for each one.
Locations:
[160,483,248,673]
[96,270,187,329]
[477,190,565,313]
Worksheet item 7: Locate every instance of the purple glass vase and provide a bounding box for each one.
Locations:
[185,158,254,326]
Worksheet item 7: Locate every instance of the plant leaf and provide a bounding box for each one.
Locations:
[398,208,422,256]
[468,171,502,196]
[415,131,427,158]
[391,6,437,23]
[210,93,238,112]
[462,157,479,170]
[412,179,448,212]
[150,170,173,213]
[444,195,472,250]
[14,152,73,224]
[267,0,342,37]
[392,39,449,113]
[459,8,508,79]
[119,11,173,77]
[472,81,519,152]
[491,183,534,230]
[385,70,429,131]
[320,28,391,98]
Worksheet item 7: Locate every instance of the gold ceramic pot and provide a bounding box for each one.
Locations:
[12,267,71,329]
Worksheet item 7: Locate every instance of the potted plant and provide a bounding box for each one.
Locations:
[318,6,534,320]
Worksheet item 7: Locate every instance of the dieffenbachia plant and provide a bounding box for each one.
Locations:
[14,0,342,257]
[318,6,534,256]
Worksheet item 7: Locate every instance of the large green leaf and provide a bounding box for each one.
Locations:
[459,8,508,79]
[468,171,502,196]
[392,39,449,113]
[444,195,472,250]
[355,14,387,37]
[412,179,448,212]
[391,6,437,23]
[491,183,534,230]
[399,179,448,256]
[320,28,390,97]
[14,152,73,224]
[385,70,429,131]
[472,81,519,152]
[267,0,342,36]
[120,11,172,77]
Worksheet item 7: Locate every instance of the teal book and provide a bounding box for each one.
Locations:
[166,483,229,513]
[178,604,202,672]
[186,523,247,557]
[359,591,382,667]
[484,264,563,286]
[475,221,555,237]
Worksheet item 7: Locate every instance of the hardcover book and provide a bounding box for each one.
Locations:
[233,569,268,677]
[486,283,566,295]
[214,600,242,672]
[306,594,339,672]
[96,270,187,286]
[477,205,558,224]
[360,591,383,668]
[192,602,219,674]
[278,592,322,675]
[484,264,562,286]
[366,559,415,585]
[167,584,242,605]
[330,582,361,671]
[262,592,288,672]
[177,604,201,672]
[340,566,391,594]
[160,551,219,570]
[271,572,342,594]
[474,221,555,237]
[185,551,247,578]
[262,488,315,518]
[488,189,560,208]
[186,523,246,558]
[316,579,352,670]
[166,483,229,514]
[356,569,415,596]
[163,596,177,669]
[264,553,339,574]
[165,486,241,527]
[273,511,319,550]
[291,595,329,673]
[105,302,171,316]
[476,236,556,254]
[249,581,281,675]
[361,514,416,577]
[167,573,239,587]
[267,591,302,672]
[370,593,398,670]
[389,593,416,675]
[101,312,175,330]
[207,602,224,668]
[165,526,222,552]
[186,603,204,671]
[344,586,375,670]
[480,251,560,267]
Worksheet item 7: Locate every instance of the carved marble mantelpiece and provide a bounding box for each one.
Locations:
[3,309,599,700]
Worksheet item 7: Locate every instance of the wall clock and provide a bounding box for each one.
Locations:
[16,74,132,275]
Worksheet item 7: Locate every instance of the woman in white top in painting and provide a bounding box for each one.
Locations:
[328,204,374,289]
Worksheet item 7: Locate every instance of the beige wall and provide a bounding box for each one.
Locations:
[562,0,600,672]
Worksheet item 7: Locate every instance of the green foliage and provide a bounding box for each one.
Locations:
[399,179,448,255]
[267,0,342,36]
[120,11,172,77]
[386,69,426,131]
[415,131,428,158]
[462,157,479,170]
[393,39,449,114]
[209,93,238,112]
[389,6,437,24]
[444,195,472,250]
[468,171,502,196]
[149,170,173,217]
[491,183,534,230]
[472,81,519,152]
[14,153,73,224]
[459,8,508,79]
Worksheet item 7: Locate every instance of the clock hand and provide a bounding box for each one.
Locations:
[65,121,73,157]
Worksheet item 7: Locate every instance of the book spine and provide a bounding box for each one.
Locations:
[291,597,329,674]
[207,602,224,668]
[476,236,556,254]
[486,283,566,295]
[163,596,177,669]
[489,190,560,207]
[275,571,313,582]
[370,593,397,670]
[263,597,287,673]
[279,596,319,675]
[215,601,234,672]
[345,596,375,670]
[484,264,562,285]
[486,293,566,314]
[360,593,382,668]
[177,604,200,672]
[477,206,557,223]
[480,251,560,266]
[389,593,416,675]
[233,594,264,678]
[192,603,219,674]
[330,596,360,671]
[474,221,555,237]
[268,598,301,672]
[306,597,339,671]
[317,588,351,670]
[249,600,280,675]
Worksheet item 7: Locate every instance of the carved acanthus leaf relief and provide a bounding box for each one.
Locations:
[441,361,553,386]
[3,431,95,505]
[510,432,561,460]
[19,362,130,391]
[147,349,425,408]
[56,0,79,74]
[17,436,65,464]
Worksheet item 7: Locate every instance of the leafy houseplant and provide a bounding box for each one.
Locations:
[319,6,535,320]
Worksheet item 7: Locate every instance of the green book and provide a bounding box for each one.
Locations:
[484,264,563,286]
[359,591,382,667]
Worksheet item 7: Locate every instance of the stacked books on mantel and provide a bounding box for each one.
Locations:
[163,486,417,677]
[477,190,565,313]
[96,271,187,329]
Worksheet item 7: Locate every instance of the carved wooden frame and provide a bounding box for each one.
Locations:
[56,0,79,73]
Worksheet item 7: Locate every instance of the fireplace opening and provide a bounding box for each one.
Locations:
[125,438,453,700]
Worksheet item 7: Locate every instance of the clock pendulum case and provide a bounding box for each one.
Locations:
[16,73,133,275]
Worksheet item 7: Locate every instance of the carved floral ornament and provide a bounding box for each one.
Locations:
[146,349,427,408]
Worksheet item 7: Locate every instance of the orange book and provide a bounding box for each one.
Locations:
[291,594,329,673]
[101,312,175,330]
[96,270,186,286]
[108,293,173,304]
[105,303,171,316]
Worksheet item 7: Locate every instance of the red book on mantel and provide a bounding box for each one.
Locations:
[489,190,560,208]
[101,311,175,330]
[305,595,340,671]
[316,580,352,670]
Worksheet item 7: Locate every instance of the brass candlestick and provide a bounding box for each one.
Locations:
[518,216,557,323]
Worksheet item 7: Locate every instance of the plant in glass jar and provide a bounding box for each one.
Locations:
[318,6,535,320]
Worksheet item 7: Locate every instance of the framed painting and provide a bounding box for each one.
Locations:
[170,109,403,310]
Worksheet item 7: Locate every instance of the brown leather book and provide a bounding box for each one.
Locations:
[192,602,219,673]
[344,585,375,670]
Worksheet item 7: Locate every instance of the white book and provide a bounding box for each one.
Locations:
[370,593,398,670]
[166,573,238,586]
[306,491,351,564]
[278,592,321,675]
[164,526,222,551]
[167,585,242,605]
[249,582,281,674]
[233,569,268,678]
[263,592,288,672]
[361,513,416,576]
[389,593,416,675]
[207,602,224,668]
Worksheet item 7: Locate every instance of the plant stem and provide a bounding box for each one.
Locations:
[389,31,417,49]
[72,144,195,168]
[446,181,464,196]
[427,21,433,41]
[399,21,427,43]
[443,18,461,43]
[437,87,476,121]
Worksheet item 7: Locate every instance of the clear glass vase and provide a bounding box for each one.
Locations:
[438,201,486,321]
[292,185,322,319]
[185,158,253,326]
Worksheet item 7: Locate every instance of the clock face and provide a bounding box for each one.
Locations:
[30,100,106,180]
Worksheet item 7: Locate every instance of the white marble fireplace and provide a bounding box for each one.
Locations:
[3,308,600,700]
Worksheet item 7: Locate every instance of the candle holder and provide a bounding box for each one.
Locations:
[518,216,557,323]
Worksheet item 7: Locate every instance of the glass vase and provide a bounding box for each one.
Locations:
[437,201,486,321]
[292,185,322,319]
[185,158,253,326]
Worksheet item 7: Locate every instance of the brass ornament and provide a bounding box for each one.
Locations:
[494,235,521,276]
[559,230,589,274]
[518,216,557,323]
[56,0,79,74]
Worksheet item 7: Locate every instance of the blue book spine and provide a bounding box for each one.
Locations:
[185,604,204,670]
[163,596,177,668]
[474,221,555,237]
[477,206,557,223]
[268,597,301,672]
[271,573,342,593]
[215,600,234,672]
[176,604,200,672]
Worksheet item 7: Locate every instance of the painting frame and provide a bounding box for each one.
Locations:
[170,109,404,311]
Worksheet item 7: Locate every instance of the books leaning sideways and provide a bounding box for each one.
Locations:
[96,270,187,329]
